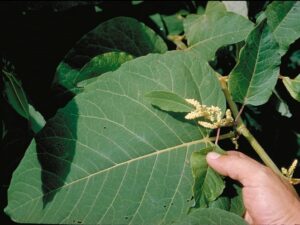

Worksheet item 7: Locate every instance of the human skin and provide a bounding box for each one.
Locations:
[206,151,300,225]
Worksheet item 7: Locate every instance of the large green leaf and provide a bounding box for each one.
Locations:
[185,1,253,61]
[174,208,247,225]
[228,20,281,106]
[265,1,300,55]
[53,16,167,95]
[282,75,300,102]
[5,51,226,224]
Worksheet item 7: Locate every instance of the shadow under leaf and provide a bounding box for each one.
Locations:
[36,99,78,208]
[152,105,201,127]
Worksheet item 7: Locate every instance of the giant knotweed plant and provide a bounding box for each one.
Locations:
[2,1,300,224]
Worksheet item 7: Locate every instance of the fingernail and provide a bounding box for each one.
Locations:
[207,152,221,160]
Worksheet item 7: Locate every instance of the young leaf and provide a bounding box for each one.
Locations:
[2,69,29,120]
[190,146,225,208]
[175,208,247,225]
[228,20,281,106]
[266,1,300,55]
[145,91,195,112]
[282,75,300,102]
[1,63,46,133]
[185,1,253,61]
[53,17,167,95]
[5,51,226,224]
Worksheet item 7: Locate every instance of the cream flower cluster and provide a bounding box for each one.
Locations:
[281,159,300,185]
[185,98,234,129]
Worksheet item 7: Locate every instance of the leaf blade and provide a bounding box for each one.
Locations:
[175,208,247,225]
[228,20,281,106]
[185,2,254,61]
[190,146,225,209]
[5,51,226,224]
[2,69,29,120]
[266,1,300,55]
[76,52,134,84]
[282,75,300,102]
[145,91,195,112]
[223,1,248,18]
[53,16,167,95]
[28,104,46,134]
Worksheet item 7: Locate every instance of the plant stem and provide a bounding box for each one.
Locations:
[167,35,187,50]
[237,124,282,176]
[219,77,282,177]
[235,103,245,123]
[215,128,221,145]
[209,131,235,142]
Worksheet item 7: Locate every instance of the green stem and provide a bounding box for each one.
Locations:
[219,77,282,177]
[237,124,282,176]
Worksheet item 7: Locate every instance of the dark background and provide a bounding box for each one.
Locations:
[1,1,299,224]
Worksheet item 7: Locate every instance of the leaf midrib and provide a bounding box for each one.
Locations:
[10,138,209,213]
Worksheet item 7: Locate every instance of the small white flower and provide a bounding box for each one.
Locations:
[184,99,234,129]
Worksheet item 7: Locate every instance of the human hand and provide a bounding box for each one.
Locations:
[206,151,300,225]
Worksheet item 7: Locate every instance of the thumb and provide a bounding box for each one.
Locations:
[206,151,270,186]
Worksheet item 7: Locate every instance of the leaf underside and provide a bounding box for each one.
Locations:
[5,51,228,224]
[174,208,248,225]
[3,3,260,223]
